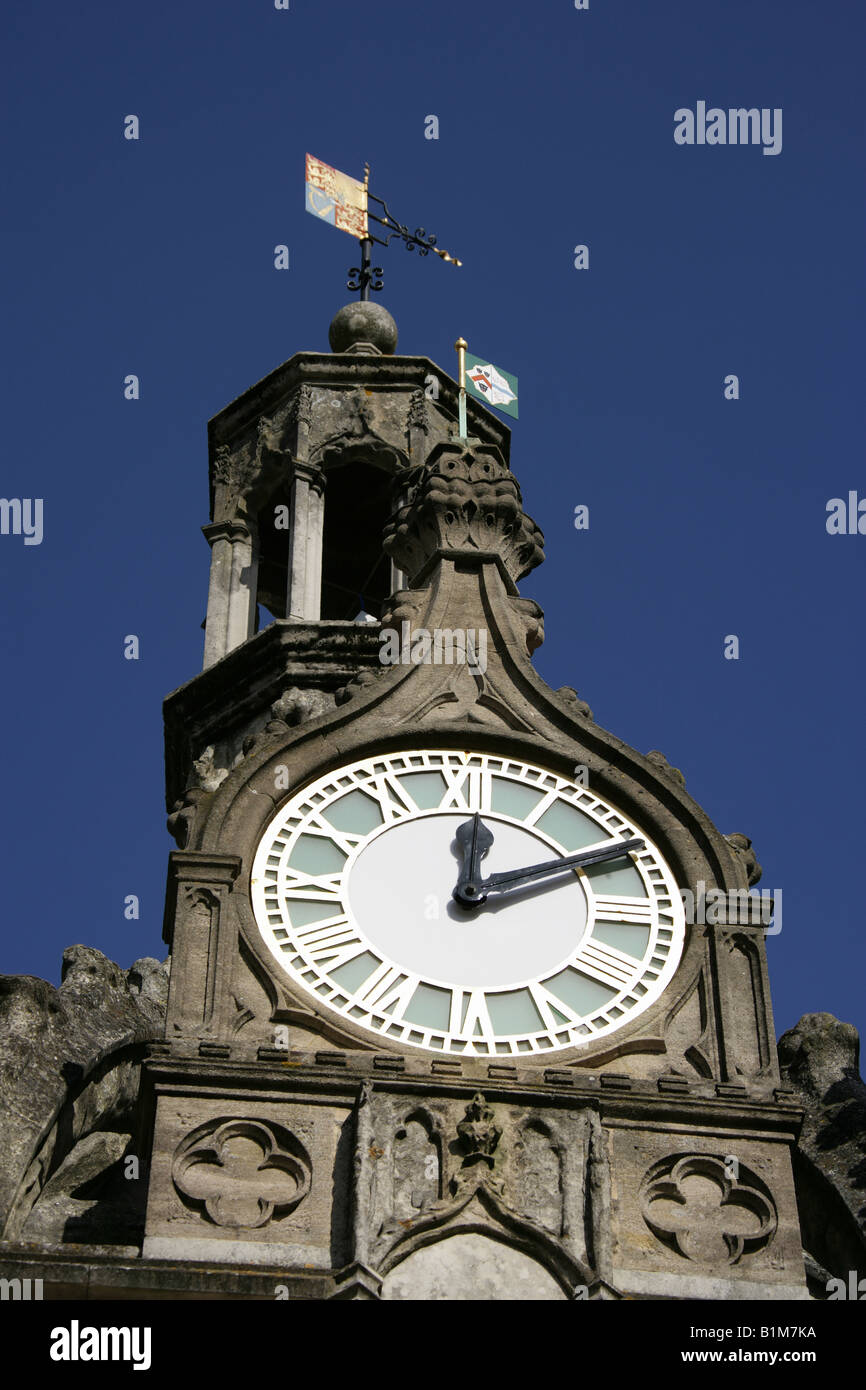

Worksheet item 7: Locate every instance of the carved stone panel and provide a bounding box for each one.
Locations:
[640,1153,776,1265]
[143,1091,349,1267]
[173,1118,311,1229]
[607,1124,806,1297]
[720,934,771,1079]
[163,853,242,1039]
[353,1091,594,1281]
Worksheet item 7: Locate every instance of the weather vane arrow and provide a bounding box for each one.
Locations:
[305,154,462,301]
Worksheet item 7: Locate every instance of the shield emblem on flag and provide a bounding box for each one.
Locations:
[464,354,519,418]
[305,154,368,240]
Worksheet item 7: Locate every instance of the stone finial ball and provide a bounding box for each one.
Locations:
[328,301,398,355]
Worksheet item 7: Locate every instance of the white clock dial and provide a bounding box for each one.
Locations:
[250,749,686,1057]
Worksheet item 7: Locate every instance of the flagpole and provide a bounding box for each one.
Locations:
[358,162,372,302]
[455,338,468,439]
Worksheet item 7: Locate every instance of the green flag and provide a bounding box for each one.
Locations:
[464,353,519,419]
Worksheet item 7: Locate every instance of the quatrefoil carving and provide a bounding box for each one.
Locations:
[641,1154,777,1265]
[173,1119,312,1229]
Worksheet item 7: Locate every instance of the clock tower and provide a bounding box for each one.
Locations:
[142,299,808,1300]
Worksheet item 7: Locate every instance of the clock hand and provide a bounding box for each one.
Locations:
[454,814,495,896]
[453,835,646,908]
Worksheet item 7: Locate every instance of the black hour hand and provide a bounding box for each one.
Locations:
[453,814,495,907]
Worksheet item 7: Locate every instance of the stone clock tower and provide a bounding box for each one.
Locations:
[12,299,865,1303]
[136,299,807,1300]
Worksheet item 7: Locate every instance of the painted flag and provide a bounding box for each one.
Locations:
[464,353,519,419]
[305,153,368,239]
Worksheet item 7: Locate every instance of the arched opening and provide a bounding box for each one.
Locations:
[254,487,292,623]
[381,1232,568,1301]
[320,460,394,620]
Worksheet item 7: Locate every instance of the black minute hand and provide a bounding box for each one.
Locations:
[453,835,645,908]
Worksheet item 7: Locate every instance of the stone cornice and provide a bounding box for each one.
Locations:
[207,352,510,461]
[141,1053,804,1136]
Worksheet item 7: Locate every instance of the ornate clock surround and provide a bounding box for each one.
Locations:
[190,708,734,1072]
[249,746,688,1060]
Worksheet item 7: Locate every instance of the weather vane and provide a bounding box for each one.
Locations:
[305,154,462,301]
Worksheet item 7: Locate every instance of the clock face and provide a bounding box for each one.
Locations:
[250,749,685,1058]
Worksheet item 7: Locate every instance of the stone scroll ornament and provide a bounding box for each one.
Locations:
[640,1153,777,1265]
[173,1118,312,1229]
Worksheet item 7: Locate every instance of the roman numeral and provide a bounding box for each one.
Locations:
[438,765,474,810]
[458,989,495,1040]
[304,817,364,856]
[529,982,582,1030]
[356,964,417,1019]
[521,788,561,826]
[366,774,421,821]
[570,940,635,989]
[593,895,655,925]
[297,919,365,968]
[283,869,344,896]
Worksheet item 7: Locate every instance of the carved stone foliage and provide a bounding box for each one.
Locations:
[641,1154,777,1266]
[190,746,230,794]
[167,787,206,848]
[382,441,545,583]
[509,597,545,654]
[379,589,424,630]
[556,686,593,721]
[725,833,763,886]
[212,442,258,510]
[270,686,335,728]
[452,1093,504,1199]
[646,750,686,789]
[173,1118,312,1229]
[334,667,386,706]
[407,387,428,434]
[287,383,313,432]
[456,1092,501,1163]
[166,748,232,847]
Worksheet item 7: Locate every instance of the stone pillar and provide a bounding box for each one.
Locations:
[201,519,258,669]
[162,851,242,1039]
[286,465,325,621]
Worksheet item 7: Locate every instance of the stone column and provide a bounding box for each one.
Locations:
[286,464,325,621]
[162,851,242,1038]
[201,519,259,669]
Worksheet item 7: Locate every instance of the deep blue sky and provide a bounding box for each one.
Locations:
[2,0,863,1045]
